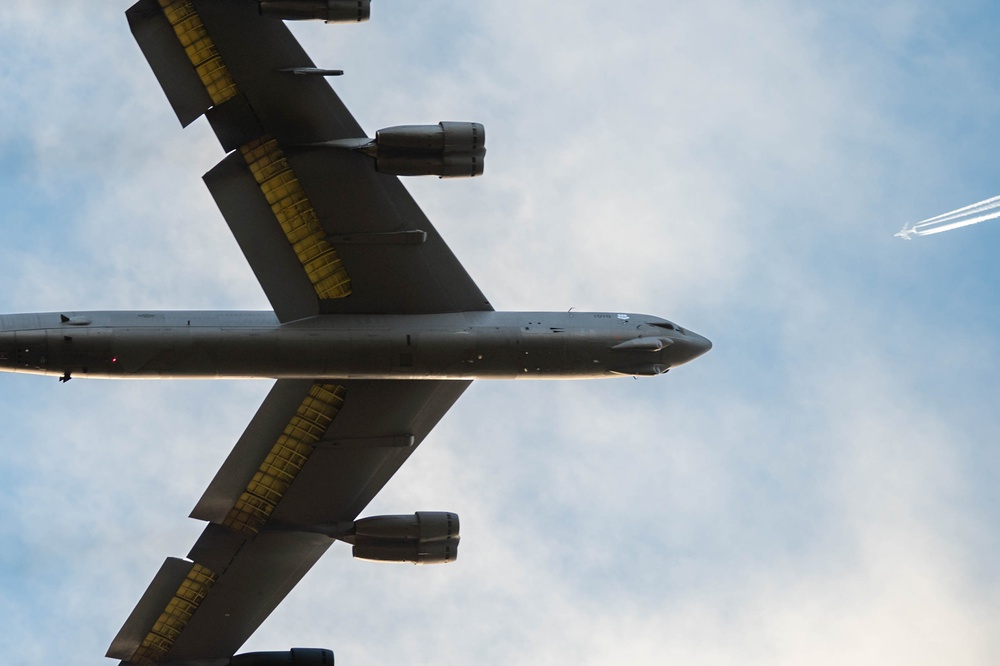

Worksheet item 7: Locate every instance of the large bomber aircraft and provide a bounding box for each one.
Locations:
[0,1,711,665]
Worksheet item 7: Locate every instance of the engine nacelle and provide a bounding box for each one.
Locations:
[231,648,334,665]
[259,0,370,23]
[354,511,459,542]
[348,512,460,564]
[373,122,486,178]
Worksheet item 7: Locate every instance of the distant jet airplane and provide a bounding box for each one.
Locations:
[896,194,1000,240]
[0,1,711,665]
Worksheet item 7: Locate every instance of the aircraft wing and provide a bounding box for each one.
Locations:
[127,0,492,322]
[108,378,471,664]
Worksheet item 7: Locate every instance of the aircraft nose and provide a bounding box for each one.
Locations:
[693,331,712,355]
[687,331,712,359]
[671,329,712,366]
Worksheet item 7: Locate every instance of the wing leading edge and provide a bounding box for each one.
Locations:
[127,0,492,322]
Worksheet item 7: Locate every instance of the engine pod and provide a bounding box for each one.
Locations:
[354,511,460,542]
[349,512,460,564]
[374,122,486,178]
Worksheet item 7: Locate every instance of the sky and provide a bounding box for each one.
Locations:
[2,1,1000,664]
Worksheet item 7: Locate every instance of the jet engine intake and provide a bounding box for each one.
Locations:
[347,511,460,564]
[259,0,370,22]
[373,122,486,178]
[231,648,334,665]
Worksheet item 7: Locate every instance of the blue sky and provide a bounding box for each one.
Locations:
[2,1,1000,664]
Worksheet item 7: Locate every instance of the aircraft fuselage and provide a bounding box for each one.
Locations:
[0,311,711,380]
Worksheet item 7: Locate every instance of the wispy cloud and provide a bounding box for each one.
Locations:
[2,2,1000,665]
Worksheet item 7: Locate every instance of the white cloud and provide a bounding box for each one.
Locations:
[2,2,1000,665]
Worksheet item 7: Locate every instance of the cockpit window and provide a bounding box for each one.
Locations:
[650,322,685,334]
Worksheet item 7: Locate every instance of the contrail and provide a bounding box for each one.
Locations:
[896,194,1000,239]
[916,194,1000,224]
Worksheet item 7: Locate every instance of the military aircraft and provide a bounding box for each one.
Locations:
[0,1,711,664]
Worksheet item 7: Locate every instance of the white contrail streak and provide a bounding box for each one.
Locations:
[916,194,1000,224]
[896,194,1000,239]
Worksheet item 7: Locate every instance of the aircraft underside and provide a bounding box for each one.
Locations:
[0,310,710,381]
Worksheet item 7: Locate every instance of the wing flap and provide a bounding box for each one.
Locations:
[107,558,199,661]
[203,155,322,322]
[203,139,355,322]
[127,0,213,127]
[190,379,318,524]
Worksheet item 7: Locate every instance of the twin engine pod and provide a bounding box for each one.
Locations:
[373,122,486,178]
[341,511,460,564]
[259,0,370,23]
[319,122,487,178]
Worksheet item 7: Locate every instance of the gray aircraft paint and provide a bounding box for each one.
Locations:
[0,311,710,381]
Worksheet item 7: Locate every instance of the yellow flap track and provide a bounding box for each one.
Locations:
[240,137,352,299]
[129,563,217,666]
[224,384,347,534]
[158,0,238,105]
